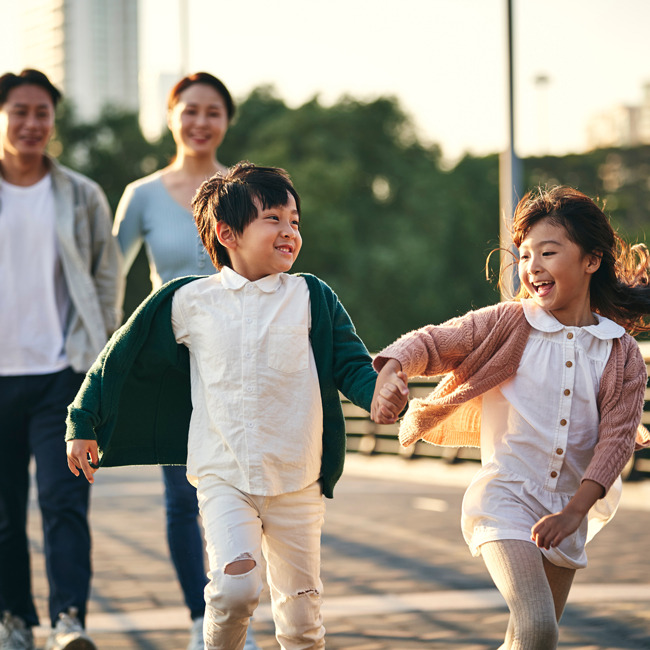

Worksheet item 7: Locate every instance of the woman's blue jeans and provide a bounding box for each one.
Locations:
[162,465,208,620]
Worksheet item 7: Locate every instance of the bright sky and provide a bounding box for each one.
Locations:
[2,0,650,161]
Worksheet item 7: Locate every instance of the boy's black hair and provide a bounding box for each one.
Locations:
[0,69,62,108]
[192,161,301,270]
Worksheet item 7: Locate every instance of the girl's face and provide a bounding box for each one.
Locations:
[168,83,229,157]
[518,219,601,326]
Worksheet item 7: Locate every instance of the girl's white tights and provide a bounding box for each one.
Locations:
[481,540,576,650]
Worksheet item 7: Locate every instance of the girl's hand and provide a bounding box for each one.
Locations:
[371,359,409,424]
[67,439,99,484]
[531,510,583,549]
[531,479,605,549]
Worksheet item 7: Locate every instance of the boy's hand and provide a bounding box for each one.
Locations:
[371,358,409,425]
[67,439,99,484]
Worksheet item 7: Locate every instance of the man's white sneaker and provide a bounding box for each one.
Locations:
[187,617,204,650]
[44,608,95,650]
[0,612,34,650]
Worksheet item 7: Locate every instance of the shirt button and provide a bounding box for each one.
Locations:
[247,422,254,428]
[564,389,570,396]
[246,386,253,392]
[550,471,558,478]
[246,352,252,358]
[567,332,574,339]
[246,284,254,291]
[557,448,564,455]
[560,419,567,426]
[198,262,205,268]
[246,318,252,324]
[566,361,573,368]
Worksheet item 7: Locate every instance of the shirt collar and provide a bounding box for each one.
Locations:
[219,265,283,293]
[521,298,625,339]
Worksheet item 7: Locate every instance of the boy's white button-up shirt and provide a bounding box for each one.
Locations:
[171,267,323,495]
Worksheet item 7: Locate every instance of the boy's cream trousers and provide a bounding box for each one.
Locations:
[197,475,326,650]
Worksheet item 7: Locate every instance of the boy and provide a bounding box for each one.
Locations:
[66,163,408,650]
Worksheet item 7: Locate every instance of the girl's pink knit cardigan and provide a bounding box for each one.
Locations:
[374,301,650,493]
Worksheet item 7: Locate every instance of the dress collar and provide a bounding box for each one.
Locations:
[219,265,283,293]
[521,299,625,339]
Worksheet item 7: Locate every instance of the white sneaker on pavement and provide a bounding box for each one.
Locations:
[187,617,204,650]
[187,617,261,650]
[44,608,95,650]
[0,612,34,650]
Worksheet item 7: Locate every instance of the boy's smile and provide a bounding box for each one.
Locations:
[223,193,302,281]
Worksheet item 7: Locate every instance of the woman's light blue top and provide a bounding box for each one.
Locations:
[114,171,216,289]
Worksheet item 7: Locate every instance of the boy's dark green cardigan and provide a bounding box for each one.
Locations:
[66,273,377,498]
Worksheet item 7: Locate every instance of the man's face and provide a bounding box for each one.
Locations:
[0,84,55,158]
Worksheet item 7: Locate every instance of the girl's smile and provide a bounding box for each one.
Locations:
[518,219,601,327]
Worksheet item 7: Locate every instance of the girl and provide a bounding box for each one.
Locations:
[371,186,650,650]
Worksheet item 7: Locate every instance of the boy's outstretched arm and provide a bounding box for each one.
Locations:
[67,439,100,484]
[371,359,409,424]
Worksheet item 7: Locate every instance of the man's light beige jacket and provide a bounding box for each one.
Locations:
[0,156,124,372]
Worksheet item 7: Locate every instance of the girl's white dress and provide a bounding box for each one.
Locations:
[462,300,625,569]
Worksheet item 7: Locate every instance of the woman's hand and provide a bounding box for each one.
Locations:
[67,439,99,484]
[531,479,605,549]
[371,358,409,424]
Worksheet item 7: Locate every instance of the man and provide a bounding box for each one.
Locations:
[0,69,123,650]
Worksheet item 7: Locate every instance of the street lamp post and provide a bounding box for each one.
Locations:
[499,0,523,299]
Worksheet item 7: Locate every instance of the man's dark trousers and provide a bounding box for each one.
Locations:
[0,368,90,628]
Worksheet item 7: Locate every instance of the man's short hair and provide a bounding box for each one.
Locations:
[192,161,301,270]
[0,69,62,108]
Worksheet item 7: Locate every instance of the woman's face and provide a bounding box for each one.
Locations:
[168,83,229,157]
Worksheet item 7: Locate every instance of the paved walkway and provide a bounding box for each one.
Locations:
[27,455,650,649]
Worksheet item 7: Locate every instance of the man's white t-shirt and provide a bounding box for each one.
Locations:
[0,173,71,375]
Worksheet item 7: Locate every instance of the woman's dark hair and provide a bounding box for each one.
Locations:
[0,69,62,108]
[508,185,650,333]
[192,161,301,270]
[168,72,235,121]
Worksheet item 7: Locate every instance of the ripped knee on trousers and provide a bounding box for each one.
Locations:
[224,553,256,576]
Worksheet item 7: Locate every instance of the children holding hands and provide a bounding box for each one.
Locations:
[371,186,650,650]
[66,163,404,650]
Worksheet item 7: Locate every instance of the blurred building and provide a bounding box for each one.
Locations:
[587,83,650,149]
[21,0,139,122]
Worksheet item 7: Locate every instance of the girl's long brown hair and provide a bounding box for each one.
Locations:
[506,186,650,334]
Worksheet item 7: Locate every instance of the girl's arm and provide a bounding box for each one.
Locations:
[372,303,506,379]
[531,479,604,549]
[582,338,647,492]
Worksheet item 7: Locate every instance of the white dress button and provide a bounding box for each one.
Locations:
[246,318,252,324]
[245,352,252,358]
[246,386,253,392]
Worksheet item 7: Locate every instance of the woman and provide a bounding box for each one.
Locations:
[113,72,259,650]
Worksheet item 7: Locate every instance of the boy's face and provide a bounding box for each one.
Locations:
[228,193,302,281]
